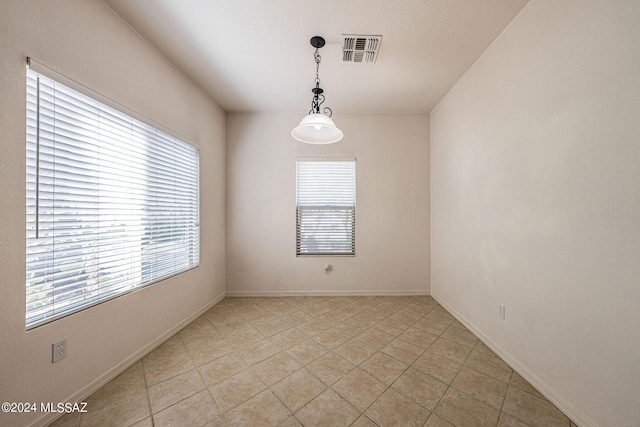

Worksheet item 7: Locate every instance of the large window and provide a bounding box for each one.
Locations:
[25,64,200,329]
[296,159,356,256]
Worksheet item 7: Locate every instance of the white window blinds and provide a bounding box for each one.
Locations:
[296,159,356,256]
[26,66,200,329]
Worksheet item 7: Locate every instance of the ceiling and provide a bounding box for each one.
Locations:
[103,0,529,113]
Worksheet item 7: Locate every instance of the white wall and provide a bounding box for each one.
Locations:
[0,1,226,426]
[226,112,430,296]
[430,1,640,426]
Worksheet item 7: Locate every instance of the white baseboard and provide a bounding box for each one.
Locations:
[225,289,430,297]
[432,293,594,427]
[33,291,225,427]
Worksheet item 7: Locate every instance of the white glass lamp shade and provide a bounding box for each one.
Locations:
[291,113,343,144]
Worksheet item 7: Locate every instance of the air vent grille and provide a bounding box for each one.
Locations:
[342,34,382,63]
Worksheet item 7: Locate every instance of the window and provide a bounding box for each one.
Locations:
[296,159,356,256]
[25,64,200,329]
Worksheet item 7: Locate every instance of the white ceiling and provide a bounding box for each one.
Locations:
[103,0,529,113]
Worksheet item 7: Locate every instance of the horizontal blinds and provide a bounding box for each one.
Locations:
[296,159,356,256]
[26,68,200,329]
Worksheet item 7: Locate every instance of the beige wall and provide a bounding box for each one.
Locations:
[0,1,226,426]
[226,112,430,296]
[430,1,640,426]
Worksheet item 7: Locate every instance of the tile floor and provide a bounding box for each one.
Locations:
[50,296,577,427]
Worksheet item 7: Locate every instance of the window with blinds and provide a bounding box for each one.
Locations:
[296,159,356,256]
[25,66,200,329]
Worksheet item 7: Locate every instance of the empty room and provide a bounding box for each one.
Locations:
[0,0,638,426]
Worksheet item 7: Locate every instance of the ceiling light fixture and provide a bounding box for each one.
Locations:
[291,36,343,144]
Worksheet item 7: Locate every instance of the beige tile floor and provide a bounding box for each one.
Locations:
[50,296,578,427]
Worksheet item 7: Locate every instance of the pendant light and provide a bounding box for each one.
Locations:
[291,36,343,144]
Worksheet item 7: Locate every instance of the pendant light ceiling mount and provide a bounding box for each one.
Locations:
[291,36,343,145]
[310,36,325,49]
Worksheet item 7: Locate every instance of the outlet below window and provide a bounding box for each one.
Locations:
[52,339,67,363]
[498,305,506,320]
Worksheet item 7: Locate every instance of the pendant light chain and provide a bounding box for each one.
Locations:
[315,49,321,86]
[310,47,332,117]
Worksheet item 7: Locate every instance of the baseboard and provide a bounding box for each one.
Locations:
[431,293,595,427]
[33,291,226,427]
[225,289,430,297]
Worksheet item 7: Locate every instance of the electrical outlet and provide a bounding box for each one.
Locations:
[52,339,67,363]
[498,305,506,320]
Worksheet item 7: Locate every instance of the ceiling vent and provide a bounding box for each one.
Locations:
[342,34,382,63]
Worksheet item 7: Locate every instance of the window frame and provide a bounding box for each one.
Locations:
[295,157,356,257]
[25,58,200,329]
